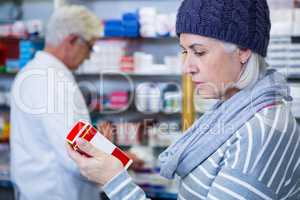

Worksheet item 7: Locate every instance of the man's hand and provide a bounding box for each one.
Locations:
[98,121,114,142]
[126,152,145,170]
[66,138,123,186]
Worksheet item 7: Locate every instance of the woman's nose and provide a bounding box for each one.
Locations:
[183,57,198,75]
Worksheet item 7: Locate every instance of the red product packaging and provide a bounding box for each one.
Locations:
[66,120,132,169]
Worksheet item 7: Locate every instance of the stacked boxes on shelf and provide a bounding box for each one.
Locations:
[104,12,139,38]
[78,40,182,75]
[266,7,300,118]
[123,13,140,38]
[267,37,300,76]
[19,39,44,69]
[267,8,300,76]
[104,20,124,37]
[0,37,19,73]
[79,40,126,73]
[138,7,176,38]
[85,90,129,113]
[135,82,181,114]
[0,43,6,73]
[109,91,129,110]
[1,38,45,72]
[104,8,176,38]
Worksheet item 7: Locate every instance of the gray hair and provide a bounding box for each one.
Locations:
[222,42,267,90]
[45,5,100,46]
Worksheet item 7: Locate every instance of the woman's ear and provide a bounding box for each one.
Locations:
[238,48,252,64]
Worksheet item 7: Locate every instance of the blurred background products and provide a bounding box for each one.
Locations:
[0,0,300,200]
[0,113,10,142]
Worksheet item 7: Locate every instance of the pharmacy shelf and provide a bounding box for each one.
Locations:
[0,73,16,78]
[287,75,300,81]
[0,105,182,119]
[75,72,182,84]
[99,36,178,41]
[75,72,181,78]
[0,72,181,78]
[0,35,177,42]
[1,35,298,43]
[91,110,181,116]
[4,70,300,81]
[90,103,181,115]
[91,110,182,122]
[0,180,12,189]
[0,105,10,111]
[291,36,300,43]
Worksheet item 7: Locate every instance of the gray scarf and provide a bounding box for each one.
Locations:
[159,69,291,179]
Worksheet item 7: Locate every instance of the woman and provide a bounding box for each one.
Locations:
[67,0,300,199]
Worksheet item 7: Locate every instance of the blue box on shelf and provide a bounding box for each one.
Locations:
[122,12,139,21]
[124,30,139,38]
[19,52,34,59]
[104,29,125,37]
[104,20,124,37]
[19,40,44,52]
[122,12,140,37]
[5,59,20,72]
[122,20,139,28]
[19,39,44,68]
[19,59,31,69]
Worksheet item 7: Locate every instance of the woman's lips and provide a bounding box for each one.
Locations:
[194,81,205,85]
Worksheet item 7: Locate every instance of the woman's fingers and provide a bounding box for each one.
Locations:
[65,143,87,166]
[66,140,124,185]
[76,138,107,159]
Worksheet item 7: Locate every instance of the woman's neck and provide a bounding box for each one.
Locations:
[222,88,240,101]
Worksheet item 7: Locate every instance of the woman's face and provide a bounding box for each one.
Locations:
[180,33,246,99]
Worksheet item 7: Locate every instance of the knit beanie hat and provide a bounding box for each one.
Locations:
[176,0,271,57]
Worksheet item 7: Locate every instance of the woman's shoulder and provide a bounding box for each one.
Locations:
[223,101,299,171]
[215,103,292,152]
[236,102,296,146]
[220,102,300,197]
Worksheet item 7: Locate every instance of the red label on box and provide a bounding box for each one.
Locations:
[111,148,131,167]
[66,121,86,143]
[66,120,133,169]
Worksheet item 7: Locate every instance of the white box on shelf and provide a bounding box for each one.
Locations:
[293,9,300,36]
[268,0,294,8]
[270,9,293,36]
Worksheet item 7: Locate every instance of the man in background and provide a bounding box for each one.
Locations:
[10,6,102,200]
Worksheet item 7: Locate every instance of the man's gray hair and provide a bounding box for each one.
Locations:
[45,5,100,46]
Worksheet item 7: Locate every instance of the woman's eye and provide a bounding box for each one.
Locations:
[194,52,206,57]
[181,50,187,54]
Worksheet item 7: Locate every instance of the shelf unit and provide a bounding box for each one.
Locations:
[0,29,189,197]
[2,2,299,200]
[0,2,241,200]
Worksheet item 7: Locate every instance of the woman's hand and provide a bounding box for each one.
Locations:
[66,138,124,186]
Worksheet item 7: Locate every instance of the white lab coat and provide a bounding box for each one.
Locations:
[10,51,100,200]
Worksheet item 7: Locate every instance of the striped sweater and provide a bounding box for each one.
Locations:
[103,103,300,200]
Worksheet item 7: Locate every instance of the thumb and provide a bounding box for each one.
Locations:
[76,138,107,158]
